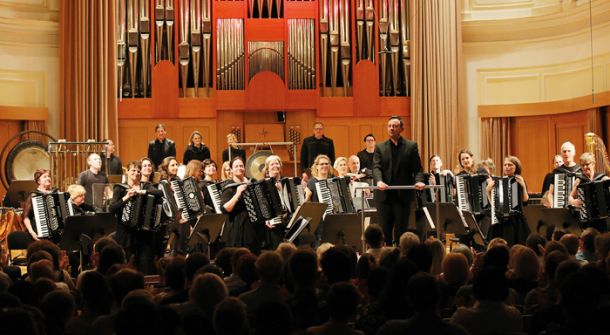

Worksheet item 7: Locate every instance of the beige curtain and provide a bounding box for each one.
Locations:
[411,0,461,171]
[480,117,511,174]
[60,0,118,145]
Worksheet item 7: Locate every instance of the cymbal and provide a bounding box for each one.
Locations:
[246,151,272,180]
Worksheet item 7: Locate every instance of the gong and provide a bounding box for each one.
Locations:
[5,141,50,184]
[246,151,272,180]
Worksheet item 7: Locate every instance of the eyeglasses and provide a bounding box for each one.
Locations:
[314,128,323,131]
[318,162,329,166]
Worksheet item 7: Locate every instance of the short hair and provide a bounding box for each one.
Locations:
[407,272,441,313]
[559,234,579,256]
[543,250,569,281]
[363,133,375,142]
[87,153,101,165]
[526,233,547,256]
[313,121,324,128]
[189,273,228,309]
[213,297,248,335]
[109,268,145,305]
[399,232,420,257]
[487,237,508,250]
[406,244,433,273]
[320,247,352,284]
[230,156,245,169]
[155,123,166,132]
[442,253,470,286]
[185,252,210,282]
[202,158,217,170]
[579,152,595,165]
[545,240,569,257]
[428,154,440,165]
[560,141,575,151]
[264,155,283,176]
[473,267,508,302]
[275,242,296,262]
[67,184,86,200]
[483,244,510,271]
[165,256,186,291]
[34,168,50,184]
[288,249,318,287]
[255,251,284,283]
[126,160,142,172]
[327,282,361,321]
[504,155,522,175]
[581,227,599,253]
[508,245,540,281]
[388,115,404,128]
[27,240,61,270]
[364,224,384,248]
[333,156,348,170]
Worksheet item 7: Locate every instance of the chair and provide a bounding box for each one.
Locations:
[7,231,33,266]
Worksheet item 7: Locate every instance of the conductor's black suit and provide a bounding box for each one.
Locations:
[373,136,424,244]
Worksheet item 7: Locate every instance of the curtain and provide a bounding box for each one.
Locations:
[60,0,118,146]
[480,117,511,174]
[411,0,461,172]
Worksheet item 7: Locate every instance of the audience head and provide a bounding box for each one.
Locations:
[364,224,384,249]
[552,229,567,241]
[189,273,228,312]
[487,237,508,250]
[288,249,319,288]
[255,251,284,284]
[442,253,470,286]
[544,240,569,257]
[327,282,361,322]
[27,240,61,271]
[185,252,210,284]
[379,247,401,270]
[254,302,294,335]
[406,243,433,273]
[451,244,474,267]
[407,272,441,314]
[109,268,145,306]
[79,270,112,314]
[595,232,610,261]
[543,250,569,282]
[236,253,259,287]
[275,242,297,262]
[165,256,186,291]
[559,233,579,256]
[40,290,76,330]
[425,237,446,275]
[526,232,547,257]
[356,253,377,280]
[508,245,540,282]
[399,232,420,257]
[320,246,353,284]
[97,243,126,275]
[214,297,248,335]
[473,266,509,302]
[215,247,236,277]
[483,245,510,272]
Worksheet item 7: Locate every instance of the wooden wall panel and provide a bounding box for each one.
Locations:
[0,120,24,199]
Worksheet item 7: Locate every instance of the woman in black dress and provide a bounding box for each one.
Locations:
[158,156,190,255]
[182,130,211,165]
[568,152,609,232]
[221,156,261,252]
[23,168,54,241]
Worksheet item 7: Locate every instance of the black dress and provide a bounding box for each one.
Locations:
[489,178,530,246]
[221,184,262,253]
[183,144,211,165]
[576,173,608,233]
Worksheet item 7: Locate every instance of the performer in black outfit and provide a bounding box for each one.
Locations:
[486,156,530,245]
[373,116,425,245]
[263,155,291,249]
[66,184,96,214]
[221,133,246,163]
[300,122,335,172]
[147,123,176,169]
[158,156,189,255]
[540,154,563,197]
[23,168,54,241]
[109,160,163,274]
[568,152,609,232]
[200,159,220,212]
[183,130,211,165]
[221,156,261,252]
[357,133,376,172]
[101,139,123,175]
[545,141,582,207]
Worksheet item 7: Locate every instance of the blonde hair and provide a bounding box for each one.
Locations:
[221,161,232,181]
[311,154,334,178]
[185,160,203,181]
[333,157,348,176]
[67,184,86,200]
[263,155,282,177]
[580,152,595,165]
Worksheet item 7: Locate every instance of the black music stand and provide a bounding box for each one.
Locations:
[58,213,118,251]
[321,213,363,253]
[284,202,328,243]
[422,203,469,237]
[188,214,226,255]
[523,205,581,240]
[3,180,36,208]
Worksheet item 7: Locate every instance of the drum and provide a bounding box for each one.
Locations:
[0,208,25,266]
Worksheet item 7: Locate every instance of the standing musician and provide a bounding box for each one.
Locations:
[545,141,582,208]
[568,152,609,232]
[109,160,162,274]
[541,155,564,197]
[147,123,176,169]
[222,133,246,163]
[183,130,211,165]
[428,155,454,184]
[263,155,291,249]
[140,157,155,183]
[101,139,123,176]
[66,184,95,214]
[158,156,189,255]
[485,156,530,245]
[23,168,54,241]
[200,159,220,212]
[76,153,109,207]
[221,156,260,252]
[456,149,482,176]
[357,133,376,172]
[373,116,425,246]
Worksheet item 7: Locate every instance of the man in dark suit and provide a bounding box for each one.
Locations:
[373,116,425,245]
[300,122,335,172]
[147,123,176,169]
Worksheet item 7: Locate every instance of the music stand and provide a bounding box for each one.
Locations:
[92,183,116,212]
[523,205,581,239]
[188,214,226,255]
[423,203,469,237]
[3,180,36,208]
[58,213,117,251]
[321,214,363,253]
[284,202,328,242]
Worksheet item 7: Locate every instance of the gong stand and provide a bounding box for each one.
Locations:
[0,130,56,191]
[228,141,297,178]
[48,140,108,191]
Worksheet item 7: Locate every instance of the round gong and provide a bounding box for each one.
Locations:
[246,151,272,180]
[5,141,50,184]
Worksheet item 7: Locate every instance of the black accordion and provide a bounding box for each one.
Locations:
[206,180,232,214]
[315,176,355,215]
[455,174,488,215]
[553,173,576,208]
[577,179,610,222]
[281,177,305,213]
[32,192,73,239]
[417,173,454,207]
[242,179,284,224]
[170,177,206,222]
[490,176,521,225]
[121,193,164,231]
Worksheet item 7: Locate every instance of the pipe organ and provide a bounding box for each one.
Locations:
[116,0,411,116]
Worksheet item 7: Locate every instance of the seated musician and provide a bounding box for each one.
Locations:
[140,157,155,183]
[485,156,530,245]
[66,184,95,214]
[221,161,232,181]
[477,158,495,177]
[545,141,582,208]
[428,154,454,190]
[221,156,260,252]
[264,154,290,249]
[23,168,54,241]
[109,160,158,274]
[304,154,333,202]
[568,152,609,232]
[334,157,349,177]
[456,149,478,176]
[347,155,369,181]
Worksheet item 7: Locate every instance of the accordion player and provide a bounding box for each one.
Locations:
[31,191,73,240]
[242,179,284,225]
[455,174,488,215]
[489,176,522,226]
[417,172,454,207]
[159,177,206,223]
[315,176,356,216]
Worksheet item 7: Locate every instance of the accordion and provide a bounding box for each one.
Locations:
[242,179,284,224]
[32,192,74,239]
[577,179,610,222]
[170,177,206,222]
[121,193,164,231]
[417,173,454,207]
[281,177,305,213]
[206,180,232,214]
[553,173,576,208]
[455,174,488,215]
[490,177,521,225]
[315,176,355,216]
